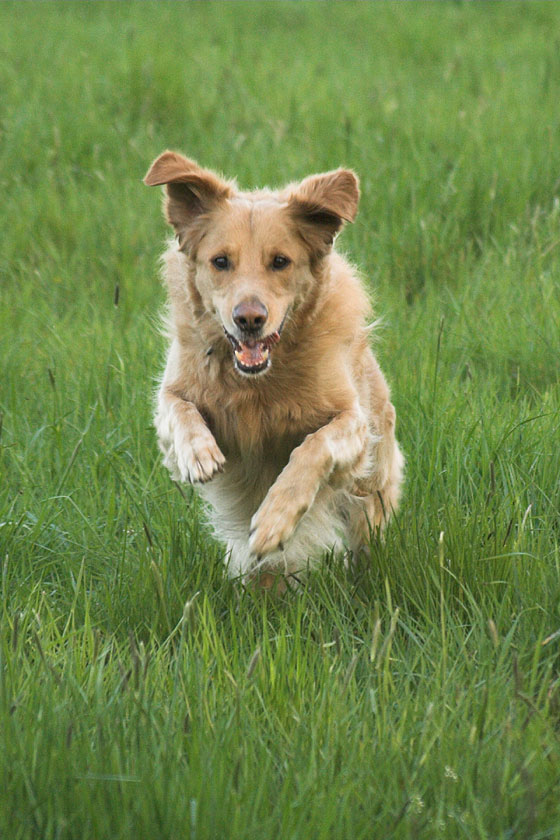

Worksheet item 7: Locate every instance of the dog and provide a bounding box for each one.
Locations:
[144,151,404,589]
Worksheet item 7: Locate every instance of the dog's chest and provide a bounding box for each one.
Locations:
[205,388,329,458]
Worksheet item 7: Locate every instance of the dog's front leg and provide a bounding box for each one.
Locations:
[155,386,225,484]
[249,407,368,557]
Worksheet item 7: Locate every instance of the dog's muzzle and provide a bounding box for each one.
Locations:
[224,328,281,375]
[223,311,288,375]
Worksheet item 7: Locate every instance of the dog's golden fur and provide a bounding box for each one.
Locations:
[145,151,403,588]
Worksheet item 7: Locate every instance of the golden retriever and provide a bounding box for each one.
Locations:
[144,151,404,589]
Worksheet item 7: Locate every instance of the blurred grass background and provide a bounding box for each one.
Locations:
[1,3,560,838]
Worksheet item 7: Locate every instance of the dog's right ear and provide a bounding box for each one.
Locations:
[288,168,360,256]
[144,151,233,247]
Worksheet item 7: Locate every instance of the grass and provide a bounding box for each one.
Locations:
[1,2,560,837]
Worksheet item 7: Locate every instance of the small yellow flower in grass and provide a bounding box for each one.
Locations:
[410,794,424,814]
[445,766,458,781]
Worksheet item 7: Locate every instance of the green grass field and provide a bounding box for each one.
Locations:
[1,2,560,837]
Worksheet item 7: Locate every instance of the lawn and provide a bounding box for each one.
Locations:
[1,2,560,838]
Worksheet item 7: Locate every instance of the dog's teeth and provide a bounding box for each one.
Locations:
[234,346,269,368]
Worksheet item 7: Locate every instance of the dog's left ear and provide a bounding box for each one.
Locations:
[289,168,360,252]
[144,151,233,249]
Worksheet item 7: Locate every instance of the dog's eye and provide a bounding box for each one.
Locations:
[271,255,291,270]
[212,255,230,271]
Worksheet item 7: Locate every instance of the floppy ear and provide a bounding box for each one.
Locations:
[289,168,360,253]
[144,151,233,247]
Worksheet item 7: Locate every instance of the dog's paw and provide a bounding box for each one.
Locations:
[162,430,225,484]
[179,430,226,484]
[249,485,310,557]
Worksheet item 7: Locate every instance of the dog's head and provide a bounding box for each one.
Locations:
[144,151,359,376]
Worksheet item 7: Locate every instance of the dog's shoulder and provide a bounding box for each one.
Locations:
[324,251,372,336]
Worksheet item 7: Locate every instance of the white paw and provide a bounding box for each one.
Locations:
[249,485,310,558]
[160,430,225,484]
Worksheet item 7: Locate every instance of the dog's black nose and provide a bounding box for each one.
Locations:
[232,299,268,332]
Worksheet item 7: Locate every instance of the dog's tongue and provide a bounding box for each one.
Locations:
[235,340,268,368]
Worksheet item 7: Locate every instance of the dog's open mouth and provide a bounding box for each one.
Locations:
[224,329,281,375]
